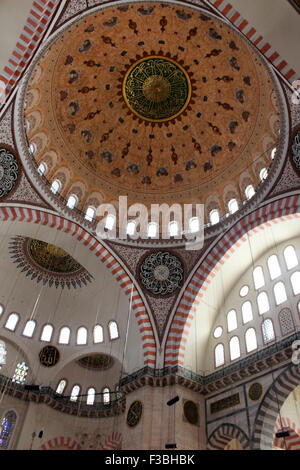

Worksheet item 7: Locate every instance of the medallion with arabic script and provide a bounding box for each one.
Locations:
[0,148,19,199]
[139,251,184,296]
[122,56,192,122]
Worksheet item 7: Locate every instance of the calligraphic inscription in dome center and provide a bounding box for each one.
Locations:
[123,56,191,122]
[28,239,82,274]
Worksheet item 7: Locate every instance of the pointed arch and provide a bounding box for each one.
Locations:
[207,423,249,450]
[41,436,81,450]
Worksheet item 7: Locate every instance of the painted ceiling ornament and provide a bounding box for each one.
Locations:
[139,251,184,295]
[8,236,94,289]
[0,148,19,199]
[77,354,114,371]
[292,131,300,171]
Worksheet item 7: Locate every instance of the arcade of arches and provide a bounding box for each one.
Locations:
[0,0,299,451]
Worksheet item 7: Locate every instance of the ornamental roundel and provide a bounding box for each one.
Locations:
[139,251,184,295]
[39,345,60,367]
[126,400,143,428]
[0,148,19,199]
[183,400,199,425]
[248,382,263,402]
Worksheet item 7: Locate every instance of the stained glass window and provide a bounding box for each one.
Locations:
[56,379,67,395]
[103,387,110,404]
[12,362,28,384]
[0,411,17,450]
[70,385,80,402]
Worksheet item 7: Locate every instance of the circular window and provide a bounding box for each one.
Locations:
[239,285,249,297]
[213,326,223,338]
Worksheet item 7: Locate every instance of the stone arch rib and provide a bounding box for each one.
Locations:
[207,423,249,450]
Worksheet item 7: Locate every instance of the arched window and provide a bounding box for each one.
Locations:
[245,185,255,200]
[209,209,220,225]
[87,388,96,405]
[126,220,136,236]
[40,324,53,342]
[228,198,239,214]
[242,301,253,324]
[12,362,28,384]
[108,321,119,340]
[227,310,237,332]
[85,206,96,222]
[259,168,268,181]
[284,245,298,270]
[245,328,257,353]
[70,385,80,402]
[93,324,103,344]
[76,327,87,345]
[253,266,265,290]
[271,147,276,160]
[58,327,70,345]
[0,341,7,368]
[37,162,47,176]
[102,387,110,404]
[215,344,225,368]
[168,221,179,237]
[5,313,19,331]
[0,304,3,316]
[29,143,36,156]
[0,411,17,450]
[105,214,115,230]
[257,291,270,315]
[262,319,275,344]
[189,217,199,233]
[66,194,77,210]
[50,179,61,194]
[274,281,287,305]
[267,255,281,280]
[56,379,67,395]
[22,320,36,338]
[229,336,240,361]
[291,272,300,295]
[147,222,158,238]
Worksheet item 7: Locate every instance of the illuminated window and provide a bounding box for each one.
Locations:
[267,255,281,280]
[228,198,239,214]
[245,328,257,353]
[284,246,298,270]
[85,206,95,222]
[168,221,179,237]
[271,147,276,160]
[66,195,77,210]
[215,344,225,367]
[127,221,136,236]
[56,380,67,395]
[76,327,87,345]
[87,388,95,405]
[227,310,237,332]
[37,162,47,176]
[253,266,265,290]
[259,168,268,181]
[242,301,253,324]
[274,281,287,305]
[40,324,53,342]
[0,305,3,316]
[148,222,158,238]
[213,326,223,338]
[29,143,36,156]
[70,385,80,402]
[209,209,220,225]
[105,214,115,230]
[0,341,7,369]
[5,313,19,331]
[93,324,103,344]
[245,185,255,200]
[239,285,249,297]
[291,272,300,295]
[108,321,119,340]
[0,411,17,450]
[189,217,199,233]
[50,179,61,194]
[103,387,110,404]
[257,291,270,315]
[58,327,70,345]
[262,319,275,344]
[12,362,28,384]
[229,336,240,361]
[22,320,36,338]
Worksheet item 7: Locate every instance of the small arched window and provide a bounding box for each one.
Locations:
[227,310,237,332]
[70,385,80,402]
[271,147,276,160]
[253,266,265,290]
[168,220,179,237]
[267,255,281,280]
[37,162,47,176]
[0,341,7,368]
[85,206,96,222]
[50,179,61,194]
[259,168,268,181]
[148,222,158,238]
[209,209,220,225]
[87,388,96,405]
[66,194,77,210]
[229,336,240,361]
[0,304,3,316]
[126,220,136,236]
[228,198,239,214]
[5,313,19,331]
[257,291,270,315]
[103,387,110,404]
[242,301,253,324]
[76,327,87,345]
[274,281,287,305]
[189,217,200,233]
[291,272,300,295]
[12,362,28,384]
[93,324,103,344]
[262,319,275,344]
[0,411,17,450]
[215,344,225,368]
[56,379,67,395]
[105,214,115,230]
[58,327,70,345]
[40,324,53,342]
[245,185,255,200]
[29,143,36,156]
[284,246,298,270]
[108,321,119,340]
[245,328,257,353]
[22,320,36,338]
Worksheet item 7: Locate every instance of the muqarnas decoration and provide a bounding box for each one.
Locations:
[9,236,94,289]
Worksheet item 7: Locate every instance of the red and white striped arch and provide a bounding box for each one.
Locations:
[273,417,300,450]
[0,206,156,365]
[165,195,300,367]
[207,0,299,84]
[41,436,81,450]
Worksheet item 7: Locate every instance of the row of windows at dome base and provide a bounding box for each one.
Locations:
[55,380,115,405]
[215,320,277,368]
[0,310,119,345]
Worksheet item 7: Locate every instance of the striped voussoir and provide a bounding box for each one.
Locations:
[41,436,81,450]
[252,364,300,449]
[0,0,58,102]
[0,206,156,365]
[207,423,249,450]
[207,0,299,84]
[164,195,300,367]
[101,432,122,450]
[273,416,300,450]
